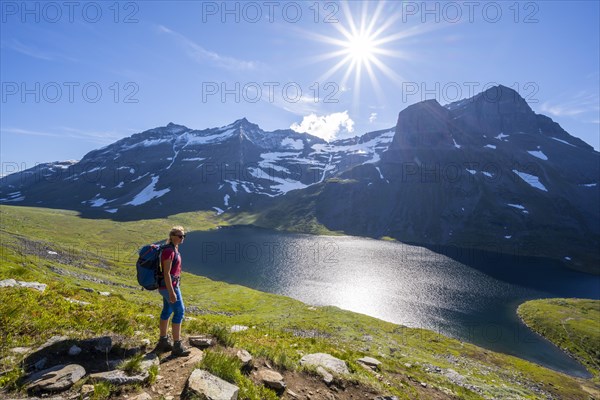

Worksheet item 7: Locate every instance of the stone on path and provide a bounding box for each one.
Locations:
[186,369,239,400]
[23,364,86,393]
[256,369,286,391]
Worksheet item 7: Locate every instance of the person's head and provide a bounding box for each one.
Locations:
[166,226,186,246]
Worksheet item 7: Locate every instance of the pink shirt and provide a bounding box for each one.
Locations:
[160,246,181,288]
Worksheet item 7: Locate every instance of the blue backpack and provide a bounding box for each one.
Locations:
[136,244,177,290]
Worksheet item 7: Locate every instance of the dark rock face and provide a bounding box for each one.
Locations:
[308,86,600,272]
[1,85,598,272]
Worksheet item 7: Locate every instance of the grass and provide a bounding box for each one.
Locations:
[0,205,599,399]
[518,298,600,382]
[119,354,144,376]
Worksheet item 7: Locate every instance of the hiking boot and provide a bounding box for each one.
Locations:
[155,336,173,353]
[172,340,191,357]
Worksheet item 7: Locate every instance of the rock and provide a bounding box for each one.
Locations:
[256,369,285,391]
[89,353,159,385]
[375,397,399,400]
[299,353,349,375]
[186,369,239,400]
[404,363,412,368]
[230,325,248,333]
[130,392,152,400]
[357,356,381,370]
[0,279,47,292]
[286,389,299,398]
[80,384,95,398]
[65,298,91,306]
[98,291,111,296]
[34,357,48,370]
[68,345,82,356]
[82,287,95,293]
[10,347,32,354]
[23,364,86,393]
[235,349,253,368]
[182,347,204,367]
[189,335,215,348]
[420,382,427,388]
[82,336,112,353]
[316,366,334,385]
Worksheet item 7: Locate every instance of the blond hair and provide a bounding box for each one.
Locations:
[166,225,185,245]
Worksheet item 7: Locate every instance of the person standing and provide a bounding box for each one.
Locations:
[155,226,190,357]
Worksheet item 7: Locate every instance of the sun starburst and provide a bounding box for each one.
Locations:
[303,1,431,107]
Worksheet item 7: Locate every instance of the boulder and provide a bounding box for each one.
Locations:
[68,345,82,356]
[0,279,47,292]
[256,369,285,391]
[23,364,86,393]
[189,335,215,348]
[299,353,349,375]
[230,325,248,333]
[235,349,253,369]
[316,366,333,385]
[186,369,239,400]
[357,356,382,370]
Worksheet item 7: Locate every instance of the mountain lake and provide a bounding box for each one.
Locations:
[182,226,599,378]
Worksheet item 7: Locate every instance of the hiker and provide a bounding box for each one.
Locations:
[155,226,191,357]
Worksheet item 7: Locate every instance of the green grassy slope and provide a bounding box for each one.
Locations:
[1,205,598,399]
[518,298,600,382]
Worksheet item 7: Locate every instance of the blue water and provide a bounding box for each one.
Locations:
[182,227,599,378]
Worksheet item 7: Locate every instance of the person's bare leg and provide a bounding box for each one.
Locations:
[172,323,181,341]
[160,319,169,337]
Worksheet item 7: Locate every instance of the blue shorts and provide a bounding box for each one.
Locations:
[158,286,185,324]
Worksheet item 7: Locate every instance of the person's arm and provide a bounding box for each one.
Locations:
[162,257,177,303]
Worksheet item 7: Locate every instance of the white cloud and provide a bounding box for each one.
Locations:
[369,112,378,123]
[539,90,599,118]
[290,111,354,142]
[158,25,257,71]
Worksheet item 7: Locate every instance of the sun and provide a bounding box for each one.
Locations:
[346,32,377,64]
[303,1,429,106]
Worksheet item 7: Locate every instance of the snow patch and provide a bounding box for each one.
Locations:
[90,198,108,207]
[550,137,576,147]
[528,150,548,160]
[452,138,461,149]
[512,170,548,192]
[484,144,496,149]
[213,207,224,215]
[126,176,170,206]
[105,209,118,214]
[495,132,509,141]
[224,194,230,206]
[281,137,304,150]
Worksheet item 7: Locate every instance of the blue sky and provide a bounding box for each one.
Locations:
[1,1,599,172]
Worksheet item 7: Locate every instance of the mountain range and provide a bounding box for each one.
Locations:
[2,85,598,273]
